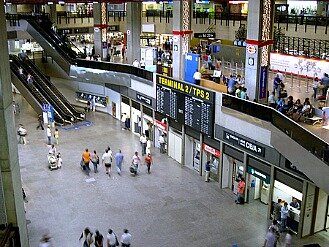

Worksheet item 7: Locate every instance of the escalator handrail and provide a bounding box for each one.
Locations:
[10,60,66,125]
[10,55,73,123]
[23,56,84,119]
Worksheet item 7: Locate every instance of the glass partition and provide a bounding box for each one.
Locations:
[222,94,328,164]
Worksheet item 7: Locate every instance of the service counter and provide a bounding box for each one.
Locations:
[200,79,227,93]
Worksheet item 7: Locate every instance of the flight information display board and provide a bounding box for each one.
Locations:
[156,75,215,136]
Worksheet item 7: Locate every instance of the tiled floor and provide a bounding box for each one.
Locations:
[13,85,329,246]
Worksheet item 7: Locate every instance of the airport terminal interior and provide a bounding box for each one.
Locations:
[1,0,329,246]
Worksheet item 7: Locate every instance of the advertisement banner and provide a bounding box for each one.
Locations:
[270,53,329,78]
[184,53,200,84]
[259,66,268,99]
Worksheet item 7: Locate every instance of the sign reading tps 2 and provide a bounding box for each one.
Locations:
[223,131,265,157]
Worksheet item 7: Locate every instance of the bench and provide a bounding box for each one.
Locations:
[304,108,322,125]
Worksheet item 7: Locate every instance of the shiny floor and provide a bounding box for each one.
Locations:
[13,88,329,246]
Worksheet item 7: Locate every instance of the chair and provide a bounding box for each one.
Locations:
[318,89,329,108]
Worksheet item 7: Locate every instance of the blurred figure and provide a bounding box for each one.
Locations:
[17,124,27,145]
[284,230,293,247]
[120,229,132,247]
[94,230,103,247]
[36,114,44,130]
[79,227,93,247]
[144,153,153,174]
[39,234,52,247]
[54,128,59,145]
[115,149,124,175]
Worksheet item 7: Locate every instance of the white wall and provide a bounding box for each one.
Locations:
[130,79,155,98]
[78,81,105,95]
[302,183,316,237]
[168,130,182,164]
[105,87,121,119]
[314,189,328,233]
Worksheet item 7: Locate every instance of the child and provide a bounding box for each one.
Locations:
[57,153,62,168]
[54,128,59,144]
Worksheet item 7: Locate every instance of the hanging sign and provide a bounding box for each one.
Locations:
[203,144,220,157]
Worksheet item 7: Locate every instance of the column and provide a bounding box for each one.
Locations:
[48,4,57,25]
[172,0,191,80]
[126,2,141,65]
[93,3,107,60]
[0,2,29,245]
[244,0,275,102]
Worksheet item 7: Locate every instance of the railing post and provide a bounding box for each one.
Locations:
[298,72,301,92]
[290,73,293,88]
[306,77,309,93]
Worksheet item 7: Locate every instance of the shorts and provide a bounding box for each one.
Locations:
[105,163,111,168]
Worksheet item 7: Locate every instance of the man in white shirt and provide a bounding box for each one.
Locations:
[46,125,52,145]
[17,124,27,145]
[140,134,147,156]
[159,134,166,153]
[132,59,140,68]
[102,149,113,176]
[193,69,202,86]
[120,229,132,247]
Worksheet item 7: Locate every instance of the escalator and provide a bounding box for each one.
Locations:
[23,56,85,121]
[10,55,66,125]
[10,54,79,125]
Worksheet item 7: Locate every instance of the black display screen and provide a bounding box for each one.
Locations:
[156,75,214,136]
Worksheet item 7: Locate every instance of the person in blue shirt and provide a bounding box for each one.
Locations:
[205,161,211,182]
[321,73,329,97]
[227,75,237,95]
[115,149,124,175]
[290,198,300,209]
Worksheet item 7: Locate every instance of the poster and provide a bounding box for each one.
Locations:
[270,53,329,78]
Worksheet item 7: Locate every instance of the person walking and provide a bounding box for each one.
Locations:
[106,229,118,247]
[54,128,59,145]
[146,138,152,155]
[91,150,99,173]
[283,230,293,247]
[46,125,52,145]
[313,77,319,100]
[159,134,166,153]
[144,153,153,174]
[193,69,201,86]
[235,177,246,204]
[273,199,282,221]
[82,149,91,176]
[94,230,103,247]
[79,227,93,247]
[120,229,132,247]
[263,226,277,247]
[17,124,27,145]
[132,151,141,173]
[115,149,124,175]
[102,149,113,176]
[205,161,211,182]
[39,234,52,247]
[36,114,44,130]
[140,134,147,156]
[280,202,289,232]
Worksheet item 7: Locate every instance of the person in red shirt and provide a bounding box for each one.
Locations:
[236,177,246,204]
[144,153,153,174]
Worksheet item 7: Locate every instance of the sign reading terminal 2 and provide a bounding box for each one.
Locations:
[156,75,213,103]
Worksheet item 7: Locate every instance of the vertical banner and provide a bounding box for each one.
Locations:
[184,53,200,84]
[259,65,268,99]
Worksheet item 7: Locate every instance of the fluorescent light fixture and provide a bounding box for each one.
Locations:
[70,75,77,79]
[58,1,64,4]
[47,1,54,4]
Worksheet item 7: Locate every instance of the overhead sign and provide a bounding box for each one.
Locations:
[156,75,215,136]
[194,33,216,39]
[223,131,265,157]
[247,165,270,184]
[203,144,220,157]
[136,93,152,106]
[108,25,119,32]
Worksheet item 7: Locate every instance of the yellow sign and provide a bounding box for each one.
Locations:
[156,75,213,102]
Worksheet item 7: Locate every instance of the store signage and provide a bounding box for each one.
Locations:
[108,25,119,32]
[259,66,268,99]
[223,131,265,157]
[136,93,152,106]
[270,52,329,78]
[154,119,167,133]
[203,144,220,157]
[247,165,270,184]
[246,44,257,54]
[194,33,216,39]
[140,36,157,40]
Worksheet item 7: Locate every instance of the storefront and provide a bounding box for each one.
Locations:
[221,144,244,193]
[184,127,202,173]
[168,121,182,164]
[202,136,220,181]
[272,169,303,234]
[154,112,168,151]
[246,156,271,205]
[121,96,131,130]
[105,87,121,120]
[131,100,141,135]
